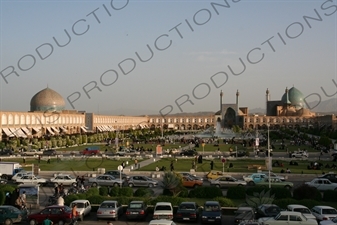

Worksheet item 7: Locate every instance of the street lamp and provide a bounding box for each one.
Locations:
[267,123,271,189]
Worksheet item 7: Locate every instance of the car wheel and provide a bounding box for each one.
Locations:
[58,220,65,225]
[238,184,243,187]
[114,183,119,187]
[92,182,97,187]
[128,183,134,188]
[284,185,291,190]
[148,183,154,188]
[248,181,255,186]
[4,218,13,225]
[80,214,84,221]
[215,184,220,188]
[114,215,118,221]
[29,219,37,225]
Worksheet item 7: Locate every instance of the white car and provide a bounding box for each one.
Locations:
[149,220,177,225]
[305,178,337,191]
[312,206,337,221]
[16,174,48,185]
[287,204,316,220]
[292,151,309,158]
[12,171,32,181]
[50,174,77,186]
[153,202,173,220]
[320,216,337,225]
[70,200,92,221]
[258,211,317,225]
[261,171,286,181]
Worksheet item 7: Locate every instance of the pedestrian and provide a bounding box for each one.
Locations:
[23,157,26,163]
[170,161,174,171]
[134,159,138,167]
[71,203,78,224]
[38,155,41,163]
[47,156,51,164]
[191,160,195,169]
[80,176,85,185]
[210,160,214,170]
[42,216,53,225]
[20,191,26,207]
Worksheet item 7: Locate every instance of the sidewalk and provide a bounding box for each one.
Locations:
[123,156,161,171]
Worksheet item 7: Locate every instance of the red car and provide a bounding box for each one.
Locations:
[82,147,100,155]
[28,205,72,225]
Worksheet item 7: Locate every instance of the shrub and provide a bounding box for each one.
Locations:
[86,187,99,196]
[75,193,87,200]
[273,198,299,209]
[134,188,154,197]
[87,195,105,204]
[119,187,133,197]
[0,191,5,205]
[227,186,246,199]
[245,187,266,196]
[64,195,79,205]
[150,196,184,206]
[162,189,173,196]
[270,187,292,199]
[213,197,235,207]
[178,188,189,198]
[293,184,321,201]
[99,186,109,196]
[298,199,322,209]
[323,190,337,202]
[188,186,223,198]
[109,187,120,197]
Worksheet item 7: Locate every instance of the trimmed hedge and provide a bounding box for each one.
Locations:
[134,188,154,198]
[323,190,337,202]
[227,186,246,199]
[245,187,291,200]
[293,184,321,201]
[99,186,109,196]
[213,197,235,207]
[188,186,223,198]
[150,196,184,206]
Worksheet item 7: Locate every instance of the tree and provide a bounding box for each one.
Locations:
[318,136,332,148]
[160,172,183,197]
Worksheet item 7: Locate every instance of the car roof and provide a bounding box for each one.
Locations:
[279,211,304,215]
[313,206,336,209]
[149,220,174,225]
[101,200,117,203]
[205,201,220,205]
[238,207,254,210]
[71,200,89,204]
[155,202,172,206]
[180,202,197,205]
[287,204,309,209]
[130,201,144,204]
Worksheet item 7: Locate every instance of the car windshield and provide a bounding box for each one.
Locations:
[322,209,337,214]
[205,205,220,212]
[294,208,311,214]
[179,204,195,210]
[129,203,143,209]
[72,203,85,208]
[64,206,72,212]
[100,203,115,208]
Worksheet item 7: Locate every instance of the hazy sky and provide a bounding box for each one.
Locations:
[0,0,336,116]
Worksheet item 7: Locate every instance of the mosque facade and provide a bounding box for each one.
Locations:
[0,87,335,141]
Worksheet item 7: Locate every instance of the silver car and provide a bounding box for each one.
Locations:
[210,176,247,188]
[97,200,123,221]
[88,175,122,187]
[127,176,158,188]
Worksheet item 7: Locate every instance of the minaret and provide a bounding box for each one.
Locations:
[220,90,223,129]
[236,90,239,124]
[266,88,270,115]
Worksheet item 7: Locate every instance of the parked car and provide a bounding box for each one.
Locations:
[104,170,129,181]
[292,151,309,158]
[43,149,57,156]
[210,176,247,188]
[89,175,123,187]
[311,206,337,221]
[286,205,316,220]
[320,216,337,225]
[149,220,177,225]
[96,200,123,221]
[16,174,48,186]
[50,174,77,186]
[319,173,337,183]
[305,178,337,191]
[258,211,317,225]
[206,170,225,180]
[0,149,14,156]
[230,151,247,157]
[125,200,148,221]
[0,178,7,184]
[179,172,203,181]
[243,173,267,186]
[28,205,72,225]
[175,202,199,222]
[234,207,256,225]
[180,149,198,156]
[127,176,158,188]
[182,176,203,188]
[0,205,26,224]
[256,204,282,219]
[153,202,174,220]
[70,200,92,221]
[201,201,222,224]
[255,178,293,189]
[82,147,100,155]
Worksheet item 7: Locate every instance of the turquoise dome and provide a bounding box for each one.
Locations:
[281,87,304,109]
[30,87,65,112]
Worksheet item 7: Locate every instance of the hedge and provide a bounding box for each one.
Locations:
[227,186,246,199]
[134,188,154,198]
[322,190,337,202]
[188,186,223,198]
[213,197,235,207]
[293,184,321,201]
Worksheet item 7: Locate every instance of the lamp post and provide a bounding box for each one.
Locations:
[267,123,271,189]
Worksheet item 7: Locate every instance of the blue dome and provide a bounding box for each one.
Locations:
[281,87,304,109]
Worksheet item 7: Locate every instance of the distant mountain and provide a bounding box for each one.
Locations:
[249,108,265,114]
[307,98,337,113]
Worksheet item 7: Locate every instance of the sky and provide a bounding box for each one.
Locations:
[0,0,336,116]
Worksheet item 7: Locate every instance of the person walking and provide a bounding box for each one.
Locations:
[134,159,138,168]
[210,160,214,170]
[71,203,78,224]
[170,161,174,171]
[42,216,53,225]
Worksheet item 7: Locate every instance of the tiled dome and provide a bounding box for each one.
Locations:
[281,87,304,109]
[30,87,65,112]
